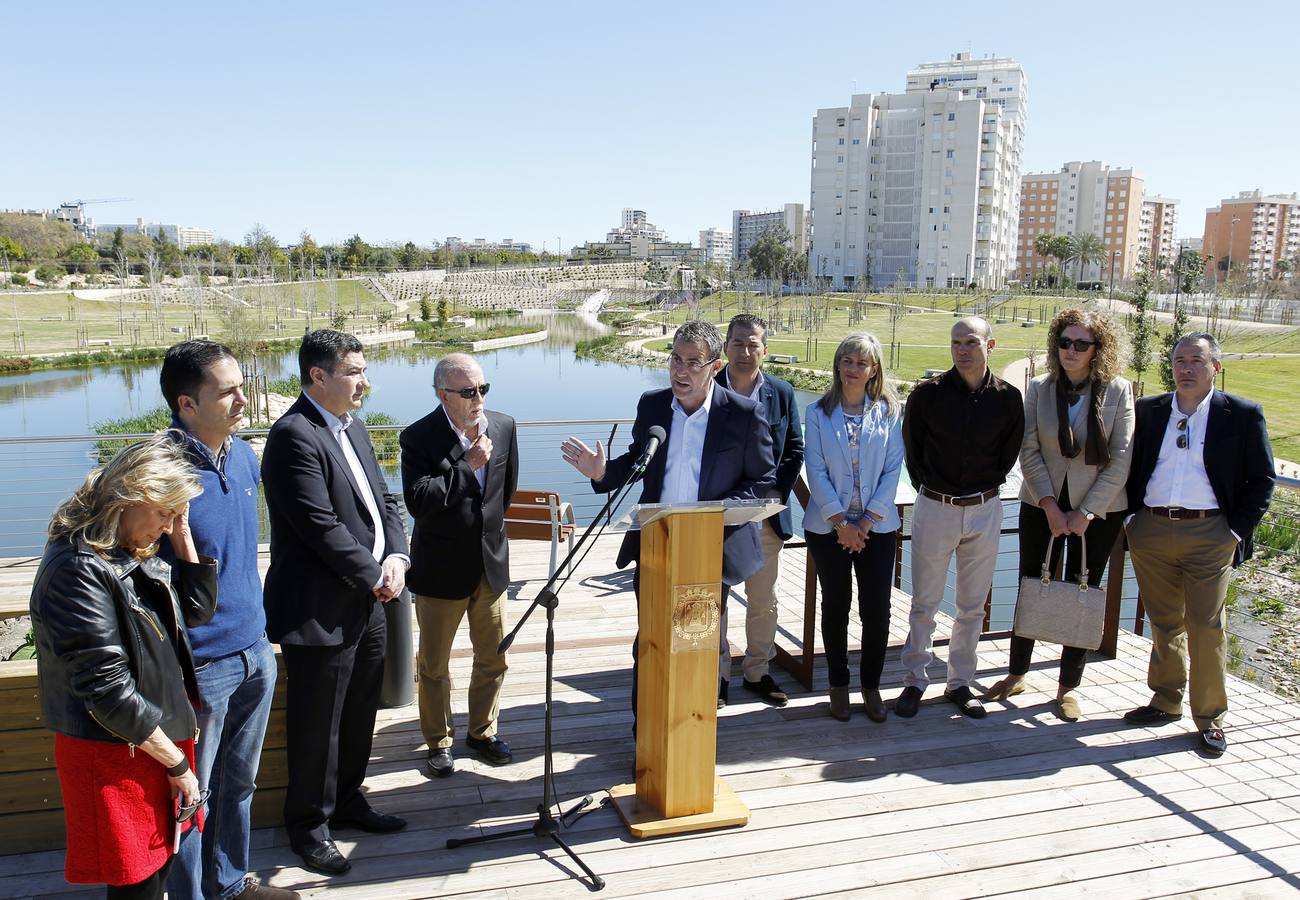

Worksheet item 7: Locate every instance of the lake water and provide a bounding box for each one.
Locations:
[0,312,1086,632]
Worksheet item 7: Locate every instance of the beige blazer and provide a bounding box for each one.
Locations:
[1018,373,1135,517]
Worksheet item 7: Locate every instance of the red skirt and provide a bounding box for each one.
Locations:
[55,734,197,886]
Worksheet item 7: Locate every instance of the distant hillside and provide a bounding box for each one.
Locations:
[0,213,82,258]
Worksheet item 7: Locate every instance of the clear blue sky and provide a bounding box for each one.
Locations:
[6,0,1296,250]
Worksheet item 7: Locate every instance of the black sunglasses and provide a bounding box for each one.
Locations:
[177,789,211,823]
[444,384,490,399]
[1176,416,1189,449]
[1057,337,1099,352]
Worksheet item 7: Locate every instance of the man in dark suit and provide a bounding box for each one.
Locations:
[1122,332,1274,757]
[262,330,410,876]
[400,353,519,780]
[715,313,804,707]
[561,319,776,714]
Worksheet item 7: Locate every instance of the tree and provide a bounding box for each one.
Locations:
[341,234,369,271]
[1173,250,1203,295]
[1158,300,1191,392]
[1130,252,1157,395]
[419,293,433,321]
[1066,233,1107,285]
[291,232,321,272]
[111,227,125,256]
[1035,233,1072,287]
[0,235,25,261]
[63,243,100,274]
[748,226,791,284]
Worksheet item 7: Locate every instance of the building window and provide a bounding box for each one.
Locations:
[947,112,955,121]
[838,138,845,145]
[946,149,954,159]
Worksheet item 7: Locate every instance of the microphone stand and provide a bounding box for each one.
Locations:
[444,453,653,891]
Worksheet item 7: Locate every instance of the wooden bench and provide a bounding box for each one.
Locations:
[504,490,576,579]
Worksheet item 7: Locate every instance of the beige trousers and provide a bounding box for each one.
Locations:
[1126,510,1237,730]
[720,523,786,683]
[415,576,508,749]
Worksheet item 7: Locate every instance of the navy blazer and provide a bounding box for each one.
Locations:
[1126,389,1274,567]
[401,408,519,599]
[262,394,410,646]
[593,384,776,585]
[716,367,804,540]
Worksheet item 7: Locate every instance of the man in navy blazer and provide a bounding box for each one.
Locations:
[262,330,411,876]
[1121,332,1274,758]
[562,320,775,715]
[715,313,804,707]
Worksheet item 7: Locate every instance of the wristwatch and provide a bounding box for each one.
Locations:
[1081,508,1096,521]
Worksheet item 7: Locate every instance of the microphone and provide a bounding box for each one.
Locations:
[633,425,667,473]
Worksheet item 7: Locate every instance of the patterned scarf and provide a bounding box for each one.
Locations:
[1055,376,1110,468]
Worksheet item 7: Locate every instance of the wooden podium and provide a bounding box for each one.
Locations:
[609,500,779,839]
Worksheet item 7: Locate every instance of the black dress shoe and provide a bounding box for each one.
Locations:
[718,678,728,709]
[1123,705,1183,726]
[293,839,351,876]
[428,747,454,778]
[944,686,987,719]
[466,734,513,766]
[742,674,788,708]
[1199,727,1228,757]
[330,807,406,833]
[894,685,923,718]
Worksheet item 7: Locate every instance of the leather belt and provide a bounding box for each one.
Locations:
[919,486,999,507]
[1146,506,1221,520]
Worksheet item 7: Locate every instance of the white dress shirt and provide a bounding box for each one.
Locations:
[735,369,765,402]
[304,392,386,562]
[1143,390,1219,511]
[442,406,488,493]
[661,386,713,505]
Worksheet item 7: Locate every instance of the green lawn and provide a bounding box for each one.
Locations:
[0,280,393,356]
[1213,357,1300,463]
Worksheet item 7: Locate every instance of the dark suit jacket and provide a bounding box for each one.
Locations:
[593,384,776,585]
[1126,389,1275,566]
[261,394,409,646]
[717,367,804,540]
[400,408,519,599]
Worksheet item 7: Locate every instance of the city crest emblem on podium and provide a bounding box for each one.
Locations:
[671,583,721,652]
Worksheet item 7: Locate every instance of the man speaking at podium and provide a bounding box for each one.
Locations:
[561,319,776,717]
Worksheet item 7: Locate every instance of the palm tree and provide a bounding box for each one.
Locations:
[1034,233,1072,289]
[1067,233,1107,286]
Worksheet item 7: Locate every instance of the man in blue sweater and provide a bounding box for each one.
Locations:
[161,341,297,900]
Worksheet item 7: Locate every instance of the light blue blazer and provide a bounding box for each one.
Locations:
[803,398,904,534]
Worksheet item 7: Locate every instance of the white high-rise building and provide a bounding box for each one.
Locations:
[810,52,1026,289]
[607,208,664,242]
[1139,196,1179,268]
[698,228,733,267]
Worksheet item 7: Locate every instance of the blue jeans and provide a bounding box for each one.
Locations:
[168,635,277,900]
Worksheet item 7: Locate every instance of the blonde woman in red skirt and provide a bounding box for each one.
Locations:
[29,434,217,898]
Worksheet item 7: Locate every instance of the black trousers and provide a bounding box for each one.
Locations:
[106,856,174,900]
[1011,497,1124,689]
[281,598,387,848]
[806,528,898,691]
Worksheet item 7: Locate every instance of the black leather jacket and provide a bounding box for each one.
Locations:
[29,537,218,746]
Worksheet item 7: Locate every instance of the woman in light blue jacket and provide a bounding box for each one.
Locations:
[804,332,904,722]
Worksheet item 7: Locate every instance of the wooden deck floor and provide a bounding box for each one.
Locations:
[4,535,1300,898]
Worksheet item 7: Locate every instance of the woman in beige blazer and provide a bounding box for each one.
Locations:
[986,308,1135,721]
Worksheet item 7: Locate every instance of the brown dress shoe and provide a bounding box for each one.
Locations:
[863,689,887,722]
[829,686,851,721]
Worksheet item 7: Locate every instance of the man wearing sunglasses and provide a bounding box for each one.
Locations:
[1122,332,1274,757]
[401,353,519,778]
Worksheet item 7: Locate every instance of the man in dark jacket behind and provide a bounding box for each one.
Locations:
[400,352,519,779]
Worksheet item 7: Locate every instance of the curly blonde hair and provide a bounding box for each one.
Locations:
[49,433,202,557]
[1045,308,1128,383]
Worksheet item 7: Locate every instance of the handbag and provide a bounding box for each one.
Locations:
[1012,532,1106,651]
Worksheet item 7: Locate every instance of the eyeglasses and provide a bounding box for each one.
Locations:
[668,354,717,372]
[443,384,490,399]
[1176,416,1189,449]
[1057,337,1099,352]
